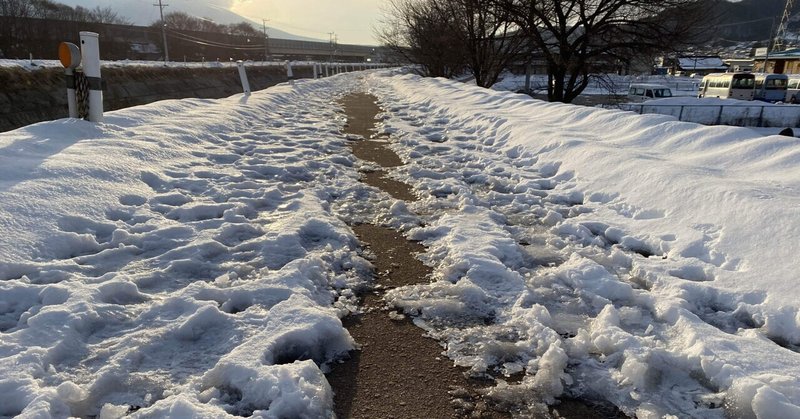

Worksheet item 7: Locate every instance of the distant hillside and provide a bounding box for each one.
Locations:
[53,0,323,42]
[714,0,799,42]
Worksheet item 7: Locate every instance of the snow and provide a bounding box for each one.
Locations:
[365,73,800,416]
[0,74,373,417]
[3,67,800,417]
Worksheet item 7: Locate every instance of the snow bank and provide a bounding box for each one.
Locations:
[621,97,800,127]
[0,73,374,416]
[368,73,800,416]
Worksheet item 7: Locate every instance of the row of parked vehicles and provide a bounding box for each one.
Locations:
[697,73,797,103]
[627,73,800,103]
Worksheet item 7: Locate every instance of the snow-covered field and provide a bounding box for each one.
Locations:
[2,69,800,418]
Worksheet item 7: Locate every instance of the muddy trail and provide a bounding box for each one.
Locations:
[326,93,504,418]
[326,93,625,419]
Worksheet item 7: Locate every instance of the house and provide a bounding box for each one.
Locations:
[670,56,729,76]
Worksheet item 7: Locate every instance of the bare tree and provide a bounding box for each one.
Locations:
[377,0,527,86]
[226,22,260,37]
[88,6,129,25]
[432,0,526,87]
[376,0,467,78]
[499,0,712,102]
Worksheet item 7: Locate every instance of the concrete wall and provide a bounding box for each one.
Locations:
[0,64,317,132]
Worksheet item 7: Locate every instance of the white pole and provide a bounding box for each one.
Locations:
[325,63,329,77]
[79,31,103,123]
[237,60,251,95]
[65,68,78,118]
[286,60,294,80]
[313,62,318,79]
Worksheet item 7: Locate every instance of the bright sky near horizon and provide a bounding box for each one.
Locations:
[230,0,385,45]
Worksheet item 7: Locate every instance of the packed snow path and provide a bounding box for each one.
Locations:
[1,71,800,418]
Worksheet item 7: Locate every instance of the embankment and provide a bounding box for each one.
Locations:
[0,64,316,132]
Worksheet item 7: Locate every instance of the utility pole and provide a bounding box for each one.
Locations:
[154,0,169,65]
[262,19,270,62]
[329,32,336,63]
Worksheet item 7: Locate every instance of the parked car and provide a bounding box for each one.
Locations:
[627,83,673,102]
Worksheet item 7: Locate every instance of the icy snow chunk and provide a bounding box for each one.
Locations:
[200,295,351,415]
[99,403,130,419]
[98,280,148,305]
[752,385,800,419]
[174,304,231,341]
[530,343,569,403]
[56,381,87,403]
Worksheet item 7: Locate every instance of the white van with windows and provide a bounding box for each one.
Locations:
[698,73,755,100]
[785,76,800,103]
[627,83,673,102]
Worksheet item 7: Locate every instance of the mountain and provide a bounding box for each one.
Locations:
[713,0,800,43]
[54,0,323,42]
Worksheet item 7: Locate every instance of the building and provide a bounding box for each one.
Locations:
[669,56,729,76]
[753,48,800,74]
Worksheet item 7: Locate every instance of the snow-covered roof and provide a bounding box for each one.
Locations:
[678,56,728,70]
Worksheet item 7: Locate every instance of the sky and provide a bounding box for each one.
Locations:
[229,0,385,45]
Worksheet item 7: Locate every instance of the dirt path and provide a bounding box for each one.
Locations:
[326,93,505,418]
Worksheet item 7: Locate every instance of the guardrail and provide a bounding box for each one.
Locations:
[617,103,800,128]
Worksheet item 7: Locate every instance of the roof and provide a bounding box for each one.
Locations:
[753,48,800,59]
[629,83,670,89]
[677,57,728,70]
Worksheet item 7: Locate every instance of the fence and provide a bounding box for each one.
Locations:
[590,80,699,93]
[618,103,800,128]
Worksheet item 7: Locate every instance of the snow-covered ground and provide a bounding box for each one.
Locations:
[2,69,800,418]
[0,74,375,417]
[366,75,800,417]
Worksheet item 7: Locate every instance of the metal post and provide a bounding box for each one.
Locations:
[268,19,269,62]
[716,106,724,125]
[79,31,103,122]
[524,61,532,93]
[237,60,251,95]
[286,60,294,80]
[678,105,684,122]
[758,105,766,127]
[325,63,329,77]
[313,62,318,79]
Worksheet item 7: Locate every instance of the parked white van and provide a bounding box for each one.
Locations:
[627,83,673,102]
